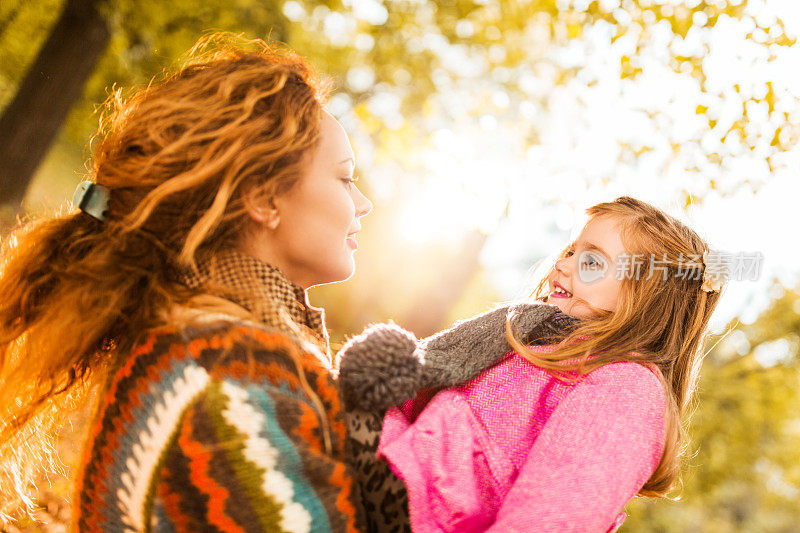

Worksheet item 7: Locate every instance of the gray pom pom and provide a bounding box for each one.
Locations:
[337,323,423,414]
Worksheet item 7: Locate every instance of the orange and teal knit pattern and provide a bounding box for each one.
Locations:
[75,319,359,532]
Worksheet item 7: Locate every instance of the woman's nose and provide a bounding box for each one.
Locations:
[355,187,373,218]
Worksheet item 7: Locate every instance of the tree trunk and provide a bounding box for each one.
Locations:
[0,0,110,212]
[0,1,26,37]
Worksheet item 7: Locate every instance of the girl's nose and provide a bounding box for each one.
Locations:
[555,256,572,276]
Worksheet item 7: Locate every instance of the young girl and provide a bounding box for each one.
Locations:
[338,196,725,532]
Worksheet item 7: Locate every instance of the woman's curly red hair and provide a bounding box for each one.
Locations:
[0,33,331,518]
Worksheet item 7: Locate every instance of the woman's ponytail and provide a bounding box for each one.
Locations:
[0,205,190,520]
[0,211,104,514]
[0,208,169,425]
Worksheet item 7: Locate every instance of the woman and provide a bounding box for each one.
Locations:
[0,34,371,531]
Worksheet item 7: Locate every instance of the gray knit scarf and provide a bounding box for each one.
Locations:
[337,301,580,414]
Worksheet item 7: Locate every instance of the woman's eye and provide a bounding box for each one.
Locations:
[342,175,358,187]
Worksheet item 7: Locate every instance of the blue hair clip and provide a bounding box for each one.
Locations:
[72,181,109,222]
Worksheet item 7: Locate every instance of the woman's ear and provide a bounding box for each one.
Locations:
[242,186,280,230]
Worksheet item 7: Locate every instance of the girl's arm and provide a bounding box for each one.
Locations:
[337,302,578,414]
[487,362,667,532]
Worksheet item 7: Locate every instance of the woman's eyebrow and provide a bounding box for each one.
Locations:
[339,157,355,165]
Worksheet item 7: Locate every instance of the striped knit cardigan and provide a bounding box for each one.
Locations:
[74,253,361,532]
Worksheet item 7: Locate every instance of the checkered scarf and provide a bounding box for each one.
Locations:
[179,249,329,354]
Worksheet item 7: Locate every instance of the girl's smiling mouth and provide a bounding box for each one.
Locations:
[550,281,573,299]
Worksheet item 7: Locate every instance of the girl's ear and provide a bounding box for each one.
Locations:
[242,186,280,230]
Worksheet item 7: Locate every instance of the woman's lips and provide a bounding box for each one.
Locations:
[346,234,358,249]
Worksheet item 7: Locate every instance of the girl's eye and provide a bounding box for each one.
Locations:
[582,254,601,267]
[342,175,359,187]
[564,248,575,258]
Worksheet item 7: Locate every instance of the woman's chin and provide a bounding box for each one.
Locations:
[311,262,356,287]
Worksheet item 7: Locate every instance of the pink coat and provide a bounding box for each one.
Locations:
[377,346,667,532]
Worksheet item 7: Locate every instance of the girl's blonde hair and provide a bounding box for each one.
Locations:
[509,196,722,497]
[0,33,331,515]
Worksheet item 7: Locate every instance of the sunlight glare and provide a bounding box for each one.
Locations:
[396,132,511,244]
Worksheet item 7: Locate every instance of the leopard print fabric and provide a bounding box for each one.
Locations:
[345,409,411,533]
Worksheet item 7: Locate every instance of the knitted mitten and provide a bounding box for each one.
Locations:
[337,302,579,415]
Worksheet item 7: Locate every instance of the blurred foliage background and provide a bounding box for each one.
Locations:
[1,0,799,531]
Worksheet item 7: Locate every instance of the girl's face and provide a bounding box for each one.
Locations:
[241,112,373,288]
[547,215,626,319]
